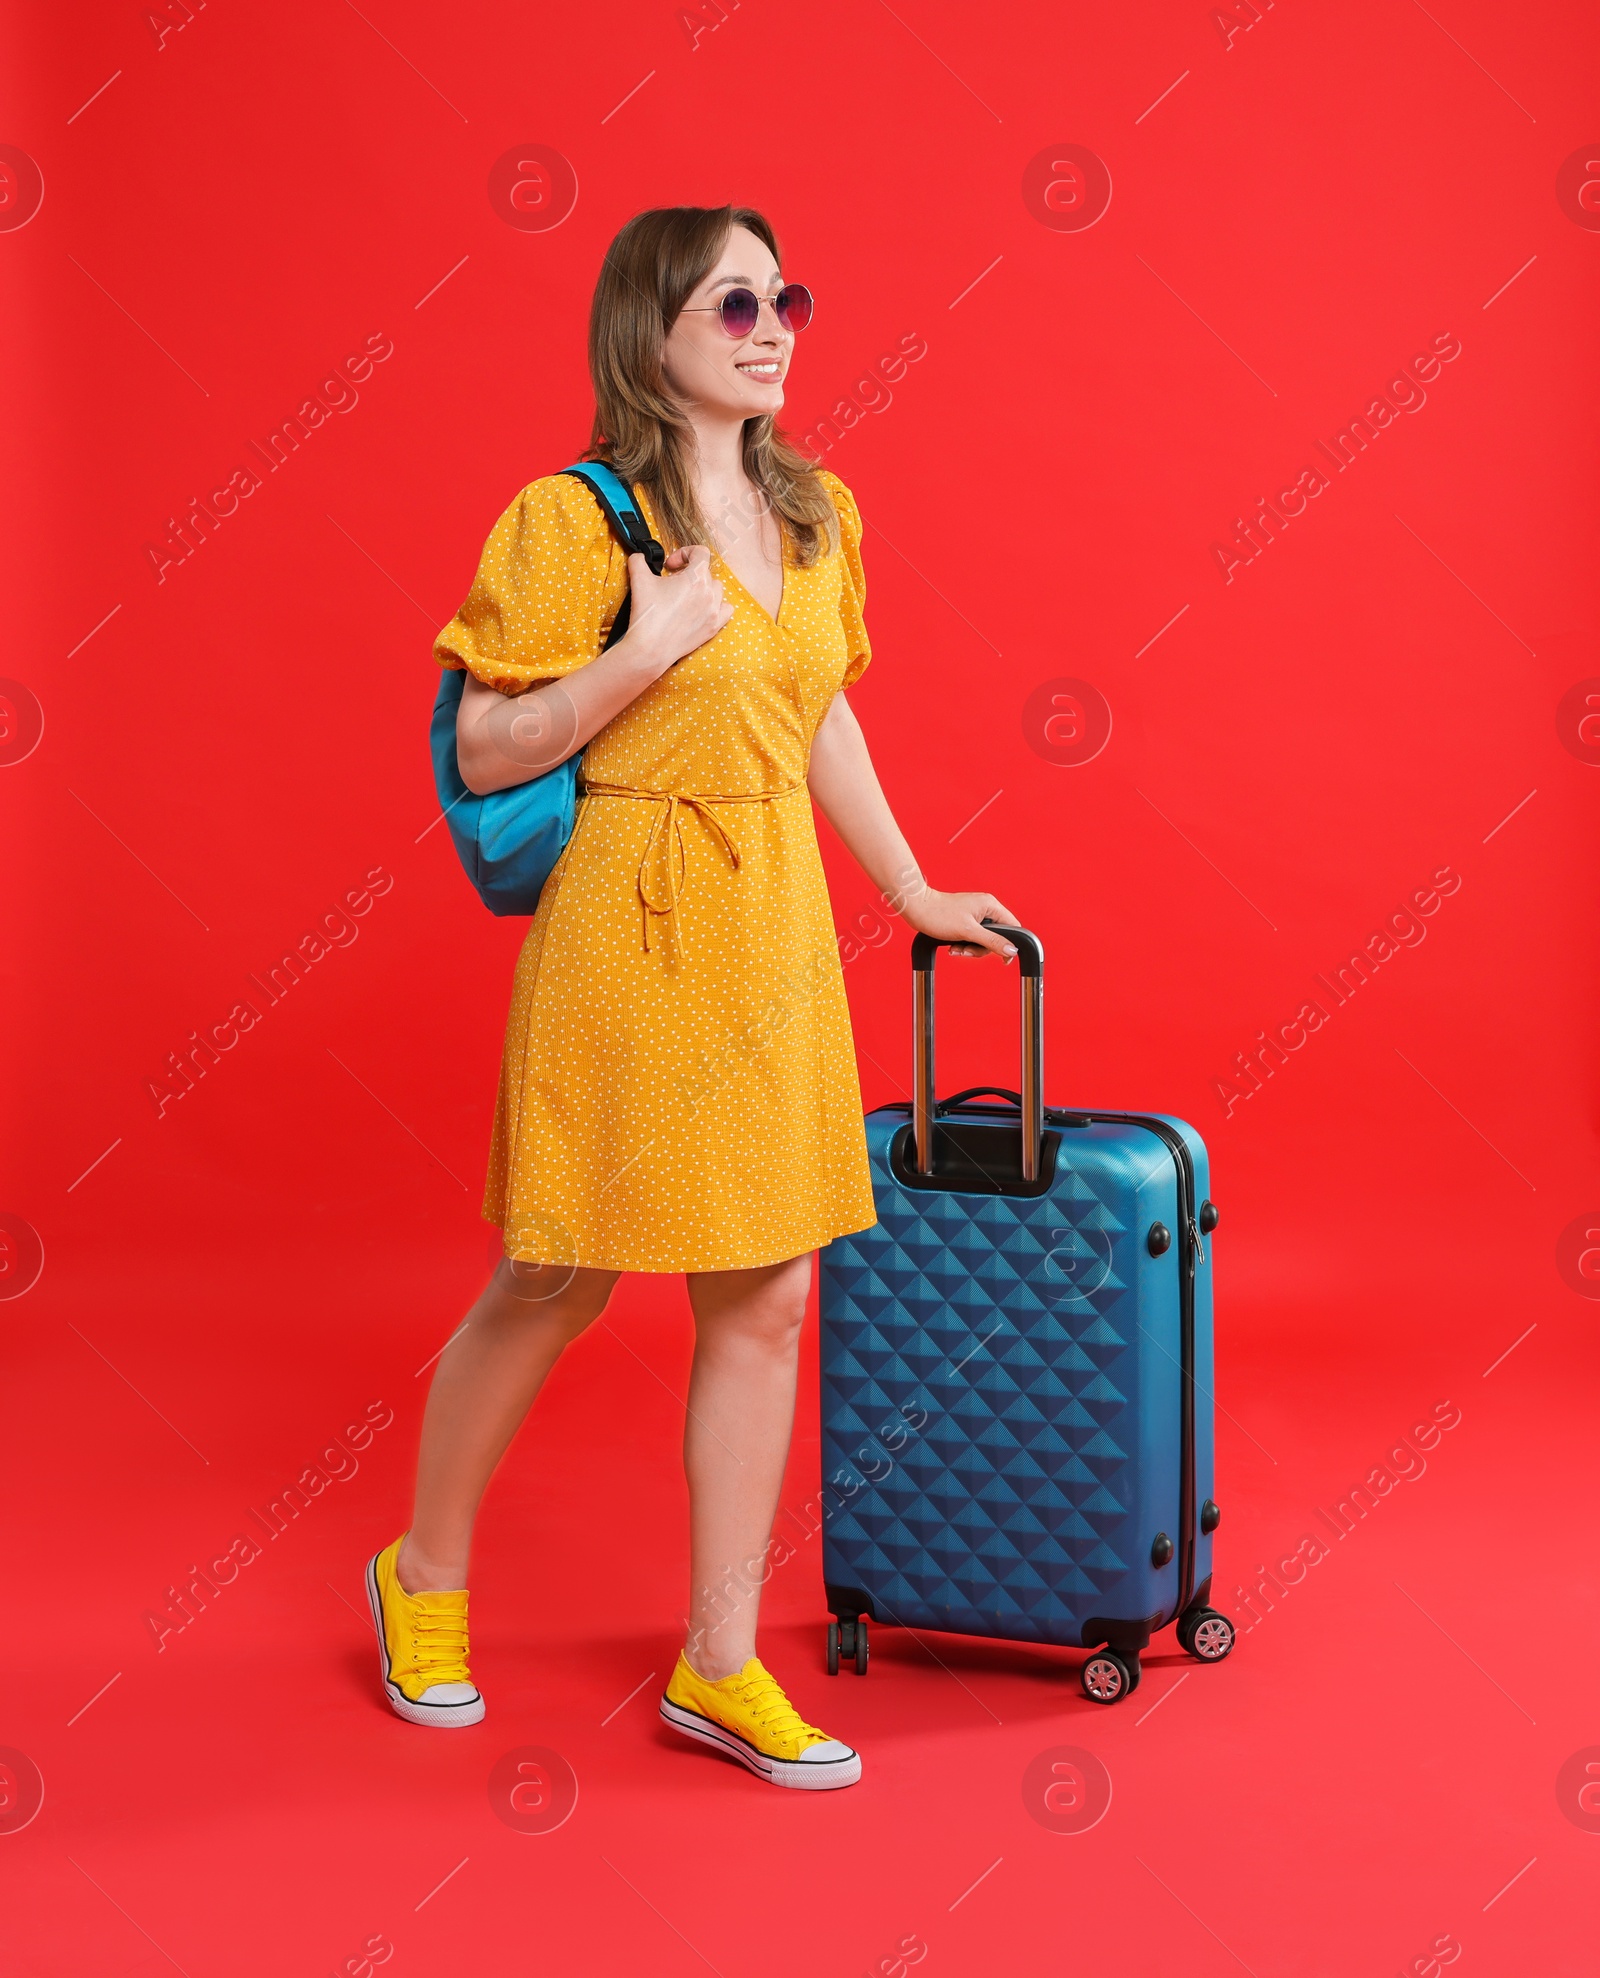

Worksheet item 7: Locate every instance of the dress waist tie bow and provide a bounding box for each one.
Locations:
[579,780,804,956]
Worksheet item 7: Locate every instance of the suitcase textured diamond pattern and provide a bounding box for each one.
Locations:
[821,1129,1158,1646]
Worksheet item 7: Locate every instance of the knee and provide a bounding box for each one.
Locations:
[488,1259,615,1336]
[722,1292,806,1359]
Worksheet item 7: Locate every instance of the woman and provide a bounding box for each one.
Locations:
[367,205,1016,1791]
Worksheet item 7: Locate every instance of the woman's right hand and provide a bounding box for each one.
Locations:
[623,545,732,676]
[455,546,732,796]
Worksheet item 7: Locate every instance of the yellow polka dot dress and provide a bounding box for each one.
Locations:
[433,468,879,1273]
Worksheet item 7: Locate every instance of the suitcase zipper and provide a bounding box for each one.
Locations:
[1050,1108,1202,1623]
[881,1096,1208,1629]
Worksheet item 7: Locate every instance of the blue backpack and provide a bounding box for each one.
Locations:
[429,461,665,916]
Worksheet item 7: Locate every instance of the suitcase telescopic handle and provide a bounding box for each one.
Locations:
[910,923,1044,1181]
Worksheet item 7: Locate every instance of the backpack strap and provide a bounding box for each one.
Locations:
[561,460,665,652]
[563,457,664,574]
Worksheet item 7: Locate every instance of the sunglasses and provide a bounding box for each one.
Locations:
[679,283,815,338]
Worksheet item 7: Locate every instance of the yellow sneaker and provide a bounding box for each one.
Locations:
[364,1534,485,1728]
[659,1652,861,1790]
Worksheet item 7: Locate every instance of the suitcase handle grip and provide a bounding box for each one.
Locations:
[911,922,1045,1181]
[910,925,1043,976]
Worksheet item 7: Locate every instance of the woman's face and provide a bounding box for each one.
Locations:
[660,225,791,423]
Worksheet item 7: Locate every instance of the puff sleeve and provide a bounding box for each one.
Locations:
[433,475,629,695]
[819,470,871,688]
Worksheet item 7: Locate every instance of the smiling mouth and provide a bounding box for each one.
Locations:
[736,361,782,379]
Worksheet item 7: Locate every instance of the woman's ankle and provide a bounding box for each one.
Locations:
[684,1638,752,1683]
[396,1533,468,1595]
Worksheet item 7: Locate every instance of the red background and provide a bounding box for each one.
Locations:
[3,0,1598,1970]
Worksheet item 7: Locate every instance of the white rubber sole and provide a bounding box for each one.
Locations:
[364,1553,486,1729]
[659,1696,861,1790]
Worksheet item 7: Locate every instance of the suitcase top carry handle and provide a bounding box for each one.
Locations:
[910,922,1044,1182]
[936,1085,1022,1113]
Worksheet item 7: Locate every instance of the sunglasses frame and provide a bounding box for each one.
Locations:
[679,283,815,337]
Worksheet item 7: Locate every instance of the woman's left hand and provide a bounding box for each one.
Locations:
[900,888,1022,960]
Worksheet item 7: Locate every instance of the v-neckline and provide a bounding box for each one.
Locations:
[712,545,786,629]
[632,488,786,627]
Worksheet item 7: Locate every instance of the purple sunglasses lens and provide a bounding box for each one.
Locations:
[717,288,761,336]
[776,283,813,331]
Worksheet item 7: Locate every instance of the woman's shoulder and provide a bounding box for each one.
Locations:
[502,469,619,548]
[809,467,863,548]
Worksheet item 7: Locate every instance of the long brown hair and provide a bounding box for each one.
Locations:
[587,205,838,567]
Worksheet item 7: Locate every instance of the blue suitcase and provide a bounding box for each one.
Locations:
[818,926,1235,1703]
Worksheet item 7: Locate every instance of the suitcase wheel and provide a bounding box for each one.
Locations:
[1081,1647,1140,1704]
[1177,1606,1236,1662]
[826,1618,870,1676]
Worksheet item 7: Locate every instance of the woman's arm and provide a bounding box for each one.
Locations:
[455,545,731,796]
[807,691,1019,960]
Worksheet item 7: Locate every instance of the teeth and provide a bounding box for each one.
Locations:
[738,363,779,376]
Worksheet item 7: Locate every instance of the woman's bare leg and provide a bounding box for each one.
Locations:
[681,1251,813,1679]
[397,1257,619,1594]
